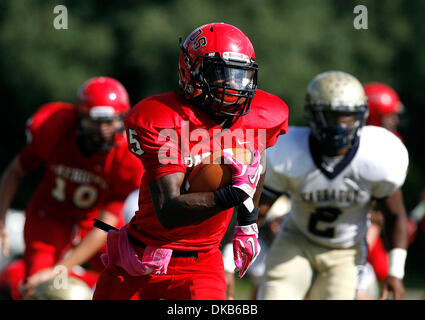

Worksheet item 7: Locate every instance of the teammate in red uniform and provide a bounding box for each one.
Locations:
[93,23,289,300]
[364,82,404,140]
[360,82,415,298]
[0,77,143,298]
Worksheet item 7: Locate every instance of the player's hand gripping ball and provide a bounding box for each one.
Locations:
[186,148,253,193]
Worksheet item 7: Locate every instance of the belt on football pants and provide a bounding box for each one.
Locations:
[93,219,199,259]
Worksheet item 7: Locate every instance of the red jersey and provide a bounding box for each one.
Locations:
[124,90,289,252]
[367,236,389,282]
[19,102,143,224]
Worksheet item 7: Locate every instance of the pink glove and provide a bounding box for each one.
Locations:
[222,149,263,198]
[232,223,261,279]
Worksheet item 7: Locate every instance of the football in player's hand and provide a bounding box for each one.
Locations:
[186,148,252,193]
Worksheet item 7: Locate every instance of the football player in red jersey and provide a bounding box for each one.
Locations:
[364,82,404,140]
[360,82,416,299]
[93,22,289,300]
[0,77,143,298]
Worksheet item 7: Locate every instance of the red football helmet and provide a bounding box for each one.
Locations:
[178,23,258,117]
[364,82,402,127]
[75,77,130,153]
[76,76,130,120]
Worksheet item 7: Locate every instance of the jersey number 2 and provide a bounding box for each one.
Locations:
[308,207,342,238]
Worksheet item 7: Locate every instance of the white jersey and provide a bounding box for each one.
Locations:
[265,125,409,248]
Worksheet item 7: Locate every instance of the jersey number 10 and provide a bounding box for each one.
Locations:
[51,177,98,209]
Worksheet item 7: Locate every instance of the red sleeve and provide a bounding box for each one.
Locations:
[248,90,289,152]
[263,92,289,149]
[20,102,75,172]
[124,98,186,185]
[367,236,389,282]
[265,106,289,149]
[18,145,44,173]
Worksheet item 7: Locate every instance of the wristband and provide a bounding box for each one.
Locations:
[214,185,246,210]
[237,205,259,226]
[388,248,407,279]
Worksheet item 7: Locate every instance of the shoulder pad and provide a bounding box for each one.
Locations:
[266,126,312,177]
[126,91,185,129]
[247,90,289,148]
[357,126,409,196]
[26,102,75,144]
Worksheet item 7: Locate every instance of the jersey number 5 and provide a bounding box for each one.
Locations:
[308,207,342,238]
[128,128,144,156]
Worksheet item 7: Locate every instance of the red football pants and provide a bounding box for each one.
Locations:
[23,207,107,279]
[93,246,226,300]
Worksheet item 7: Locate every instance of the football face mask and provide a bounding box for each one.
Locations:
[307,108,365,151]
[200,55,257,116]
[78,113,124,154]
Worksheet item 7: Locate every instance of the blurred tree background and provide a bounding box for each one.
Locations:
[0,0,424,295]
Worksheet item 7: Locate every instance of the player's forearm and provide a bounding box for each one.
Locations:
[56,211,117,270]
[385,212,408,281]
[151,164,264,229]
[0,156,25,222]
[379,189,408,281]
[56,228,106,271]
[150,172,245,229]
[381,189,409,250]
[385,214,408,250]
[156,192,225,229]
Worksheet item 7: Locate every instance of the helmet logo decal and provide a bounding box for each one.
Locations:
[193,37,207,50]
[189,29,202,41]
[188,28,207,51]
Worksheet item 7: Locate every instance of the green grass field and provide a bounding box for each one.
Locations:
[233,270,425,300]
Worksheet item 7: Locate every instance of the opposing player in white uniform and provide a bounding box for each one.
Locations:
[257,71,409,300]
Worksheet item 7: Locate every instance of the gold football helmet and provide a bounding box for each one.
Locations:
[305,71,368,151]
[28,276,93,300]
